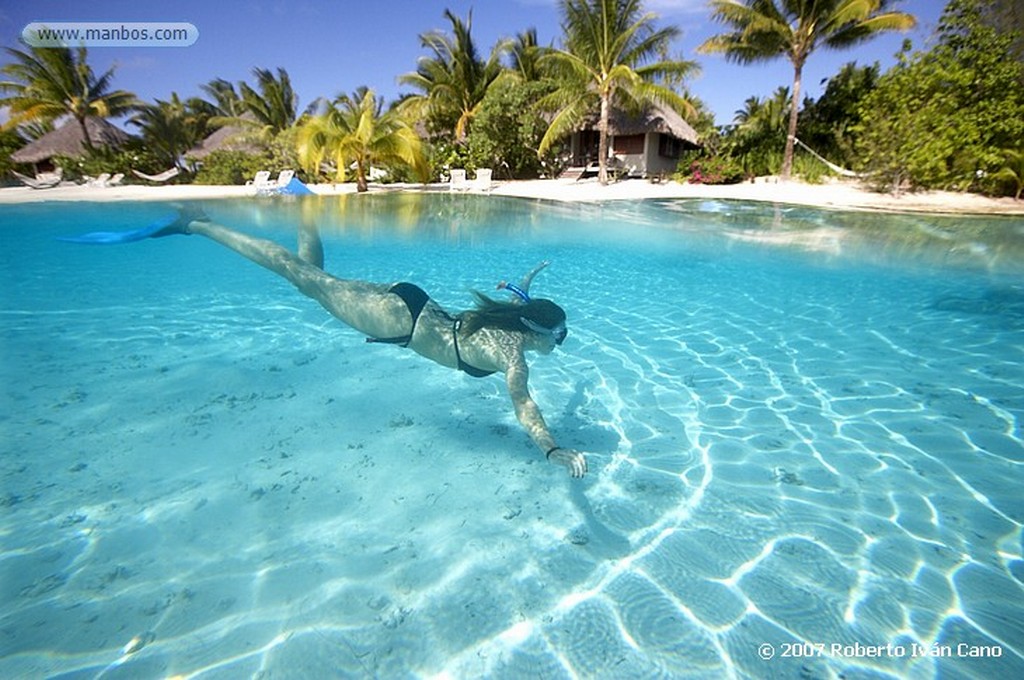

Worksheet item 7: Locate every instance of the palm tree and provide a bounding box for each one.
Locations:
[240,67,298,134]
[699,0,916,179]
[538,0,698,185]
[993,148,1024,200]
[398,10,509,141]
[730,87,790,175]
[510,29,549,82]
[296,87,429,192]
[199,78,246,118]
[129,93,212,170]
[0,44,136,150]
[211,67,299,138]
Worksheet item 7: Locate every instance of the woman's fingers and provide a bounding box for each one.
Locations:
[550,448,587,478]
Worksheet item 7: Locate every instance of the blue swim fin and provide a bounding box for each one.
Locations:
[58,207,206,245]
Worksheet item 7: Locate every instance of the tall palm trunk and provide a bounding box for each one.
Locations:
[355,161,368,193]
[598,92,611,185]
[77,114,95,151]
[780,61,802,180]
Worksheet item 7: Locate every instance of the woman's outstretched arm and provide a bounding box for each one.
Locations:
[505,359,587,478]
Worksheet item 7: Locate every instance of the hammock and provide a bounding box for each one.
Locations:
[12,169,63,189]
[794,138,863,178]
[131,167,180,183]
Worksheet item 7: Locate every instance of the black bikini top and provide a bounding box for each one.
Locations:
[451,317,496,378]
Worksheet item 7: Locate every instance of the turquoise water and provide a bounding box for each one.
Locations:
[1,193,1023,678]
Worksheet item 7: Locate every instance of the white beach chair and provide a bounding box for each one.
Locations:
[472,168,493,192]
[248,170,273,193]
[274,169,295,188]
[449,169,469,192]
[257,169,295,196]
[87,173,111,188]
[108,173,125,187]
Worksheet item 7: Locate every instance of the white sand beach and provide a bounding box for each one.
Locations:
[2,176,1023,215]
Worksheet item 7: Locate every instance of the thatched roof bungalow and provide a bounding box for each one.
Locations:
[10,117,132,171]
[187,114,262,159]
[569,101,700,178]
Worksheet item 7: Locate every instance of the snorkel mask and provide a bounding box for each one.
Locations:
[497,261,568,345]
[520,316,568,345]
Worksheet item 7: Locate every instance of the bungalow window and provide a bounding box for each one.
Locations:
[659,134,682,159]
[612,134,645,155]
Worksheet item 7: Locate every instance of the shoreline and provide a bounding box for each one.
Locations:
[1,176,1022,216]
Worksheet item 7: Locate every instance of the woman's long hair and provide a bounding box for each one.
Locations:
[459,292,566,336]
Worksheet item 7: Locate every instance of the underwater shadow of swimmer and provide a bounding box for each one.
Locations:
[561,377,621,453]
[556,377,638,560]
[567,481,633,561]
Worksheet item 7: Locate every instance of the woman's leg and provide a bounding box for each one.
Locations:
[297,218,324,269]
[184,217,414,340]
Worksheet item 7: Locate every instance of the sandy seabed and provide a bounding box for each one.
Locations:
[2,182,1022,678]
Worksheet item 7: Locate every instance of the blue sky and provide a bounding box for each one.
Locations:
[1,0,943,126]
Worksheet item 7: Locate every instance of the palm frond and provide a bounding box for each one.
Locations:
[538,96,592,154]
[825,12,917,48]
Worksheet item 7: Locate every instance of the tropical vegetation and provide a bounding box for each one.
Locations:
[398,10,509,143]
[3,0,1023,200]
[0,44,136,149]
[128,93,213,172]
[538,0,697,184]
[297,87,429,192]
[698,0,916,179]
[229,67,301,136]
[855,0,1024,194]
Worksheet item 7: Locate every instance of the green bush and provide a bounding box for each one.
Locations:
[192,150,269,185]
[676,155,744,185]
[792,154,830,184]
[466,79,558,179]
[855,0,1024,194]
[52,143,170,182]
[1,130,26,182]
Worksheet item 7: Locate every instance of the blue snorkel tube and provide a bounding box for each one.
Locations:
[496,260,550,303]
[497,281,531,303]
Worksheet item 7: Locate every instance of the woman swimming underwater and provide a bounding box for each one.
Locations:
[63,209,588,477]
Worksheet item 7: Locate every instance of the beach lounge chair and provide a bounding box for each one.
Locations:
[12,169,63,189]
[256,170,295,196]
[472,168,493,192]
[274,169,294,188]
[247,171,273,193]
[131,167,180,183]
[87,173,112,188]
[449,169,469,191]
[108,173,125,186]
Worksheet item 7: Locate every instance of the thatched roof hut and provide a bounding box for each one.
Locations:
[10,117,132,165]
[187,114,262,159]
[568,101,700,178]
[579,101,699,145]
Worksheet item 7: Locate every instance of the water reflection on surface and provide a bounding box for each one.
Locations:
[194,194,1024,276]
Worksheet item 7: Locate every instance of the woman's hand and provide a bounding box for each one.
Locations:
[548,448,587,478]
